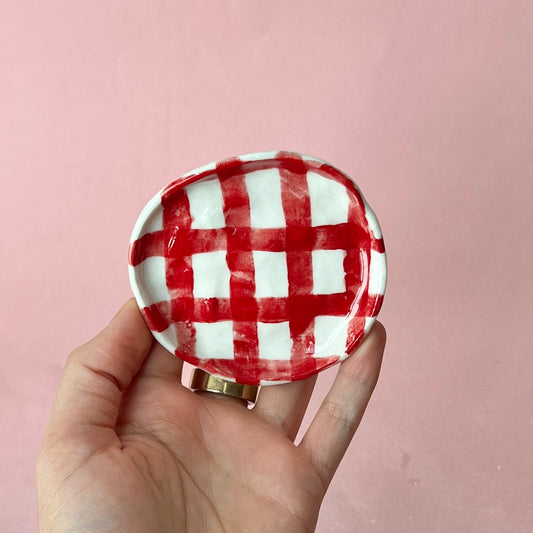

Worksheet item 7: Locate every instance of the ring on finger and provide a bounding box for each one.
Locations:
[190,368,260,405]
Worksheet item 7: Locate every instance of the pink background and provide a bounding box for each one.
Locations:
[1,1,532,531]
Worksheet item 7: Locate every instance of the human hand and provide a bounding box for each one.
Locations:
[37,299,385,533]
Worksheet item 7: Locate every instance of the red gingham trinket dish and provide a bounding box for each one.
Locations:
[129,151,386,385]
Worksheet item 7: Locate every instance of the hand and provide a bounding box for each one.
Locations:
[37,299,385,533]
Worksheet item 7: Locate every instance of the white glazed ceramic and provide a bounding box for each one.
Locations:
[129,151,386,385]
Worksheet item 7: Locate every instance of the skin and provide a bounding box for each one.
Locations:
[37,299,386,533]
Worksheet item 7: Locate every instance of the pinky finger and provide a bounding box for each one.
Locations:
[299,322,386,489]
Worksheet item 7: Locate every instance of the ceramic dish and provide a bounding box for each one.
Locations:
[129,151,386,385]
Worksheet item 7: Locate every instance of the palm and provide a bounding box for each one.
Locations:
[55,377,321,532]
[38,301,385,533]
[108,376,322,532]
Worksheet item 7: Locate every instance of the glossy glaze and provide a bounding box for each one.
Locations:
[129,151,386,385]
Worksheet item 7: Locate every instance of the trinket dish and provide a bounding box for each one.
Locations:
[129,151,386,385]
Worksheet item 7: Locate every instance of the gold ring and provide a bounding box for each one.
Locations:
[190,368,259,405]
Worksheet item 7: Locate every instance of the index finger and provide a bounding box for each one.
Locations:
[46,299,153,449]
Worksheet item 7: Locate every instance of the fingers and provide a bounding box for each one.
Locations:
[254,375,317,440]
[46,299,153,447]
[299,322,386,489]
[138,340,183,381]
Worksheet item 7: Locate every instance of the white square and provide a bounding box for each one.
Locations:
[253,251,289,297]
[257,322,293,360]
[192,251,230,298]
[187,178,226,229]
[245,169,286,228]
[312,249,346,294]
[194,321,234,359]
[313,316,348,357]
[368,250,387,295]
[307,171,349,226]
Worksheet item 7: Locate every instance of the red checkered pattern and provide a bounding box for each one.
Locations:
[129,151,386,385]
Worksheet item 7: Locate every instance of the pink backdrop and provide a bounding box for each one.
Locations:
[1,2,532,531]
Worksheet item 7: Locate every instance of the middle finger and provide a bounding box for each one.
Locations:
[253,375,317,441]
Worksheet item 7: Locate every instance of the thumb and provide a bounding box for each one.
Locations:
[45,299,153,452]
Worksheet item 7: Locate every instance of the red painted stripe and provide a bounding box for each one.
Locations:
[130,223,368,263]
[343,174,371,353]
[355,292,384,318]
[279,154,316,374]
[372,294,384,316]
[165,293,353,323]
[161,224,363,257]
[373,238,385,253]
[218,159,260,385]
[256,294,352,321]
[142,302,170,332]
[161,188,196,355]
[129,231,165,266]
[345,316,367,355]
